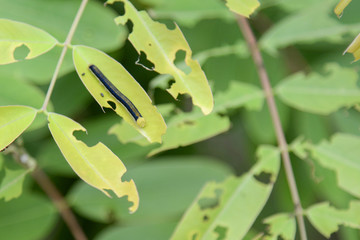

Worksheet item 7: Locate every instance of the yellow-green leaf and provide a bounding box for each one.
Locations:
[170,146,280,240]
[0,19,58,65]
[225,0,260,18]
[47,113,139,213]
[306,201,360,238]
[106,0,214,115]
[334,0,352,18]
[73,45,166,143]
[0,105,37,151]
[263,213,296,240]
[344,33,360,62]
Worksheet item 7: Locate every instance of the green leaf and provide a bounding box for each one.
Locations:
[0,157,30,201]
[259,0,359,54]
[141,0,233,27]
[310,133,360,198]
[170,146,280,240]
[149,42,249,91]
[0,194,57,240]
[0,0,127,84]
[306,201,360,238]
[276,63,360,115]
[225,0,260,18]
[0,73,47,108]
[73,45,166,143]
[0,19,58,64]
[95,222,177,240]
[68,156,233,223]
[148,112,230,156]
[111,82,263,155]
[334,0,352,18]
[263,213,296,240]
[344,33,360,62]
[0,106,37,151]
[107,0,214,115]
[47,112,139,213]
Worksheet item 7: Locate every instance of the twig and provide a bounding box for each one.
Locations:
[41,0,89,111]
[236,16,308,240]
[6,144,87,240]
[32,168,88,240]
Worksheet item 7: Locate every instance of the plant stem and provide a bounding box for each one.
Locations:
[6,144,87,240]
[41,0,89,111]
[236,16,308,240]
[32,168,88,240]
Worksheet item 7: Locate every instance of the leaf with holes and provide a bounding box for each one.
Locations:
[225,0,260,17]
[0,105,37,151]
[344,33,360,62]
[47,112,139,213]
[73,45,166,143]
[306,201,360,238]
[310,133,360,198]
[334,0,352,18]
[0,19,58,65]
[0,156,31,201]
[170,146,280,240]
[106,0,213,115]
[263,213,296,240]
[276,63,360,115]
[110,82,263,155]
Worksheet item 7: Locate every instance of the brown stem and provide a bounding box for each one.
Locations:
[32,167,88,240]
[236,16,308,240]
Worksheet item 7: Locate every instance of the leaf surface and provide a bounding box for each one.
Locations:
[225,0,260,18]
[73,45,166,143]
[170,146,280,240]
[310,133,360,198]
[263,213,296,240]
[0,106,37,151]
[47,112,139,213]
[107,0,214,115]
[306,201,360,238]
[276,64,360,115]
[0,19,58,64]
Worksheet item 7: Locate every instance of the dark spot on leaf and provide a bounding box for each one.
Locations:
[136,51,155,71]
[148,43,152,47]
[174,50,191,74]
[81,72,85,76]
[14,44,30,61]
[214,225,227,240]
[191,233,198,240]
[254,171,273,185]
[198,188,222,210]
[203,215,209,222]
[100,93,104,97]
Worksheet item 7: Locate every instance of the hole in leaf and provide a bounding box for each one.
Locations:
[198,188,222,210]
[254,171,272,185]
[126,20,134,34]
[176,94,193,112]
[111,1,125,16]
[73,130,97,147]
[174,50,191,74]
[136,51,155,71]
[107,101,117,110]
[14,44,30,61]
[214,225,227,240]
